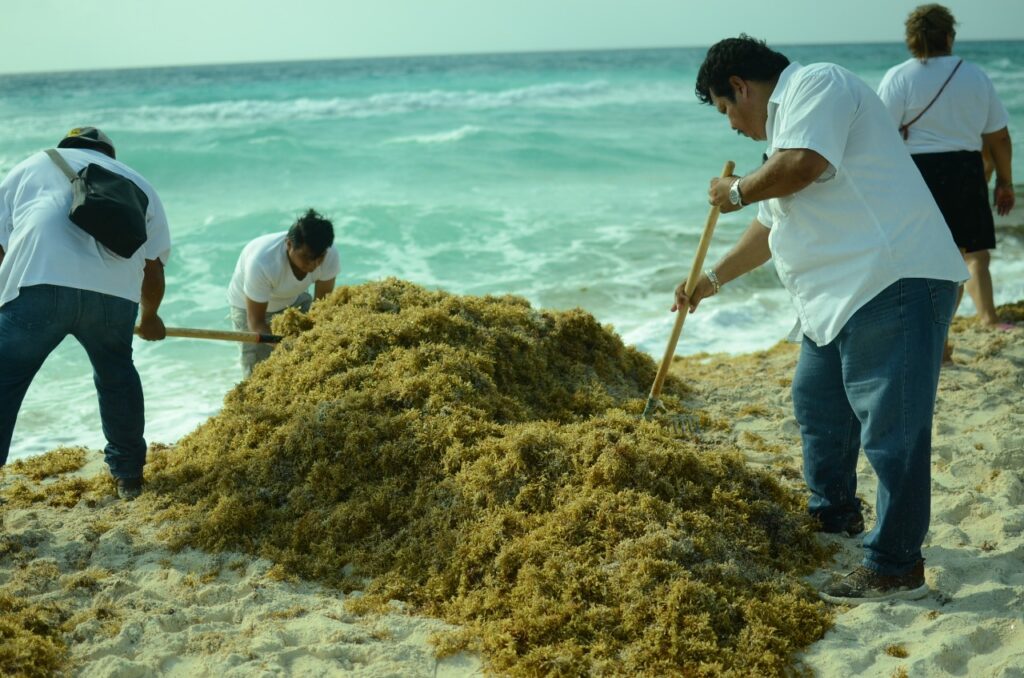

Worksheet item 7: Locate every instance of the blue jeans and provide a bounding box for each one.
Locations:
[0,284,147,478]
[792,278,956,576]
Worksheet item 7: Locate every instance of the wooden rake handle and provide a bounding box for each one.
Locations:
[647,160,735,401]
[134,326,282,344]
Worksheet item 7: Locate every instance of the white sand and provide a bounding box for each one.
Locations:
[2,319,1022,676]
[802,323,1024,677]
[674,320,1024,676]
[0,455,482,677]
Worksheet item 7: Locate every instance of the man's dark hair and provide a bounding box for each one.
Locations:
[695,34,790,104]
[287,209,334,256]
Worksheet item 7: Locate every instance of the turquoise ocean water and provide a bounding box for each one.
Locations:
[2,42,1022,461]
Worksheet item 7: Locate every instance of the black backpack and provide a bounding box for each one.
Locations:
[45,149,149,258]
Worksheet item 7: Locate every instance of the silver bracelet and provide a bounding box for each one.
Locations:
[704,268,722,295]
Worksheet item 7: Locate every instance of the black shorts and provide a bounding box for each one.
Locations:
[912,150,995,253]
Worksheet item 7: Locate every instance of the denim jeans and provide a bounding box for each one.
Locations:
[0,284,146,478]
[792,278,957,576]
[229,291,311,378]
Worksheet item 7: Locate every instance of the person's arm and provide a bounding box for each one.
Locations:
[245,297,273,336]
[981,140,995,185]
[982,127,1014,216]
[673,218,772,313]
[709,148,831,213]
[314,277,335,300]
[136,258,167,340]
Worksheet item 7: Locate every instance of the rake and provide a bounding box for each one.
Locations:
[641,160,735,434]
[134,326,283,343]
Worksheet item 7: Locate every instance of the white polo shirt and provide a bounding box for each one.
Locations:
[755,62,968,346]
[877,56,1009,154]
[227,231,340,313]
[0,148,171,308]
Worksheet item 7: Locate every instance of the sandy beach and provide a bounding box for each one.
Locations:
[2,302,1023,676]
[674,316,1024,676]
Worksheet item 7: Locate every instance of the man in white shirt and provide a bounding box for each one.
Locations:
[0,127,171,500]
[675,36,967,604]
[227,209,340,377]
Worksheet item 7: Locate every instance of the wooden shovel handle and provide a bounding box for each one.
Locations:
[647,160,735,400]
[134,326,282,344]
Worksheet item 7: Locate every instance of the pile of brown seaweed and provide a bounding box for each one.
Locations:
[145,278,832,676]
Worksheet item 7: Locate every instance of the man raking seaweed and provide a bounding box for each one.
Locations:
[674,35,967,605]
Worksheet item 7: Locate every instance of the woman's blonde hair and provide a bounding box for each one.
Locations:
[905,4,957,59]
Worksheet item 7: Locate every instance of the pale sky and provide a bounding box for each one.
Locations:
[0,0,1021,74]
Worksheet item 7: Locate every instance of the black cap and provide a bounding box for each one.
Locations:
[57,127,116,159]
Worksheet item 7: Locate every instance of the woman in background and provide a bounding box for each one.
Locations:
[878,3,1014,340]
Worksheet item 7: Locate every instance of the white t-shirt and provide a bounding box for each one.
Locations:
[755,62,968,346]
[0,148,171,308]
[877,56,1009,154]
[227,232,340,312]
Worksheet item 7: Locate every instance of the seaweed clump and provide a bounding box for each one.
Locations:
[147,278,832,676]
[0,591,68,678]
[6,447,87,481]
[0,447,109,510]
[994,301,1024,324]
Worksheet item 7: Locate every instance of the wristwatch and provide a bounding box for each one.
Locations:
[728,177,744,207]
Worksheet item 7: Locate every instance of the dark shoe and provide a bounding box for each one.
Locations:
[816,511,865,537]
[116,476,143,501]
[820,560,928,605]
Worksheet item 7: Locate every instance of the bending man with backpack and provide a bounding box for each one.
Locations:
[0,127,171,500]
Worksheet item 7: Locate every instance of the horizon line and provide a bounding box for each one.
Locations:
[1,38,1022,78]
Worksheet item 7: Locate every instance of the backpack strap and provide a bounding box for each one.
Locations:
[45,149,80,183]
[900,59,963,140]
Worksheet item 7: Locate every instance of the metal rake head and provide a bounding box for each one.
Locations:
[641,397,667,421]
[641,398,701,438]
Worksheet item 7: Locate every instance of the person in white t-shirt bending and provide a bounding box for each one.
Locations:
[877,3,1014,332]
[0,127,171,501]
[677,35,967,605]
[227,209,340,377]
